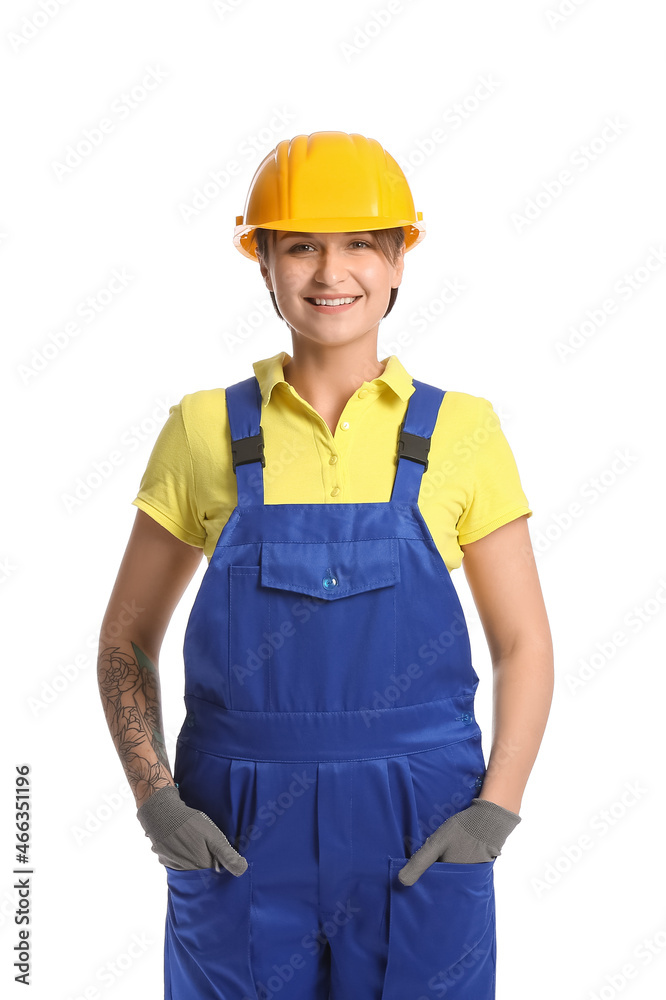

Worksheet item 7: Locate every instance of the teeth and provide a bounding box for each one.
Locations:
[313,297,357,306]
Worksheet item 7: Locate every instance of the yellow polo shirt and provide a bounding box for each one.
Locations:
[131,352,532,573]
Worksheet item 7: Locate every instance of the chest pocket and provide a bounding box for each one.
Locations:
[260,538,400,599]
[227,539,401,712]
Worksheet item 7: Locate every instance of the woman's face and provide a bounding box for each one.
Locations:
[258,230,404,348]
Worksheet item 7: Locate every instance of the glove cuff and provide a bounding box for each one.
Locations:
[136,784,190,838]
[454,797,522,853]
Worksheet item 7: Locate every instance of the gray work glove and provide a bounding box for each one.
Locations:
[136,784,248,876]
[398,798,521,886]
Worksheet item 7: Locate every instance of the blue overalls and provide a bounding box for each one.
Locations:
[164,375,497,1000]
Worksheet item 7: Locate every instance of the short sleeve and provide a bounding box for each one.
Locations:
[456,397,533,545]
[131,400,206,548]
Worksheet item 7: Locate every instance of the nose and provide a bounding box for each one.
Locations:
[314,248,348,287]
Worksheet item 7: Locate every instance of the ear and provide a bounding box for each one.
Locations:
[391,246,406,290]
[258,253,273,292]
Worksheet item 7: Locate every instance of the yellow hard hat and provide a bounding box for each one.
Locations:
[233,131,425,261]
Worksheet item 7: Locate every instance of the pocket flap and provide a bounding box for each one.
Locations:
[260,538,400,600]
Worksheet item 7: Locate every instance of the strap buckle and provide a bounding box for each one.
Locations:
[397,424,431,471]
[230,428,265,473]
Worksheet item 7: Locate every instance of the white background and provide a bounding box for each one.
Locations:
[2,1,665,998]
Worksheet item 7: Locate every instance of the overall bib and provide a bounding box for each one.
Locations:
[165,375,497,1000]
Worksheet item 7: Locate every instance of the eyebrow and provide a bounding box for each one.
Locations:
[277,231,373,241]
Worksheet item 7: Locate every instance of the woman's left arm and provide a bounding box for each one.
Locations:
[460,514,554,814]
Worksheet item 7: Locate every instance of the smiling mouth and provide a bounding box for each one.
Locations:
[305,296,361,308]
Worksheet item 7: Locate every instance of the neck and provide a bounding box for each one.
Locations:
[281,337,388,434]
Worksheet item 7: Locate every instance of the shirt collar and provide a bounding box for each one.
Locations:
[252,351,415,406]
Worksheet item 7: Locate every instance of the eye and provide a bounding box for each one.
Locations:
[286,239,373,253]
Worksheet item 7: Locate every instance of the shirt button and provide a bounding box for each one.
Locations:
[329,455,338,465]
[330,487,341,497]
[340,421,350,431]
[460,712,473,726]
[358,389,368,398]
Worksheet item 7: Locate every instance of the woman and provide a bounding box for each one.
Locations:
[98,131,553,999]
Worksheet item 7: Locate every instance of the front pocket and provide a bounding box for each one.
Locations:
[380,857,496,1000]
[228,541,400,711]
[165,862,258,998]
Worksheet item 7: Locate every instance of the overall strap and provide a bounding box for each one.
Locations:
[390,379,446,505]
[225,376,265,505]
[225,374,446,507]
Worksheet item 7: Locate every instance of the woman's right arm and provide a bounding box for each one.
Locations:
[97,508,204,810]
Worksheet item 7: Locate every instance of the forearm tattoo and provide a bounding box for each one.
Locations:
[98,641,173,802]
